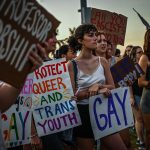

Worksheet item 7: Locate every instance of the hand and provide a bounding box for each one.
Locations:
[88,83,100,97]
[36,43,48,60]
[71,96,77,101]
[98,88,111,97]
[130,97,135,107]
[29,43,47,71]
[31,134,42,150]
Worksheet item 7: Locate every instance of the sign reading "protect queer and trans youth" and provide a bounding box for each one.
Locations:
[0,0,60,88]
[110,56,144,87]
[89,87,134,140]
[85,7,127,45]
[1,73,33,148]
[32,58,81,137]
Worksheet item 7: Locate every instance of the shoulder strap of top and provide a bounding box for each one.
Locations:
[99,56,102,65]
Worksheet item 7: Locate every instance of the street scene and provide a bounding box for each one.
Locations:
[0,0,150,150]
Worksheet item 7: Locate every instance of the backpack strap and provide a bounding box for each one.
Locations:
[71,60,78,89]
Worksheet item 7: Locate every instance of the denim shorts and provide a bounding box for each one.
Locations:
[134,95,141,107]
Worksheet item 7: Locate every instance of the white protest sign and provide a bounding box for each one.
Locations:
[1,73,33,148]
[89,87,134,140]
[32,58,81,137]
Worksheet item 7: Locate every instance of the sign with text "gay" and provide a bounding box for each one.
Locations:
[89,87,134,140]
[1,73,33,148]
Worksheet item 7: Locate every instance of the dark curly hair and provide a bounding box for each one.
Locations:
[68,24,97,50]
[67,36,79,51]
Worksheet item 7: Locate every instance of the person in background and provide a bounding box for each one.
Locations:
[55,43,77,150]
[129,46,145,150]
[115,48,121,57]
[106,41,116,67]
[115,48,122,62]
[119,44,134,149]
[55,44,77,61]
[123,45,133,57]
[138,29,150,150]
[23,32,64,150]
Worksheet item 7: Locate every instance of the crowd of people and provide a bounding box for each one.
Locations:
[0,23,150,150]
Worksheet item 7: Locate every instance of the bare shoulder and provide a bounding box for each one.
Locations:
[139,54,149,66]
[140,54,149,61]
[100,57,109,66]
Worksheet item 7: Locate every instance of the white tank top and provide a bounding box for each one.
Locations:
[76,57,106,104]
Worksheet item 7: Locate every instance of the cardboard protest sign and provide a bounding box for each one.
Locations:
[32,58,81,137]
[0,0,60,88]
[1,73,33,148]
[110,56,144,87]
[89,87,134,140]
[84,7,127,45]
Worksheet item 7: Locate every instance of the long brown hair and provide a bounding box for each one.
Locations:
[129,46,142,63]
[143,29,150,57]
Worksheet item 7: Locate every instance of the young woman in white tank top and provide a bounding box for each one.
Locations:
[68,24,127,150]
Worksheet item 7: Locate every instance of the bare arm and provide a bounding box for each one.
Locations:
[129,86,135,107]
[138,55,149,87]
[0,83,20,112]
[30,117,42,149]
[101,57,115,90]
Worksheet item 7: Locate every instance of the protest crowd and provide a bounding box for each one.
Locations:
[0,1,150,150]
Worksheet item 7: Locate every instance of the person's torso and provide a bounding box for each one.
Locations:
[76,57,106,104]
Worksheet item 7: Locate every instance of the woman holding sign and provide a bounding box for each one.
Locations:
[23,32,64,150]
[138,29,150,150]
[95,31,128,150]
[68,24,126,150]
[130,46,145,150]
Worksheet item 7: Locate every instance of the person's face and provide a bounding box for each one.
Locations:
[96,34,107,54]
[136,47,143,60]
[125,46,132,56]
[66,49,77,61]
[106,44,113,58]
[46,34,57,54]
[80,31,97,50]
